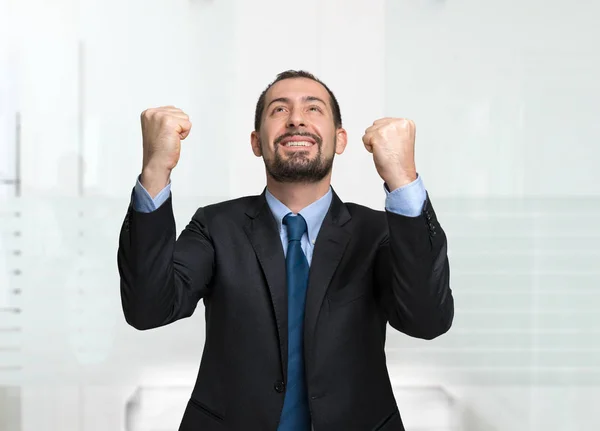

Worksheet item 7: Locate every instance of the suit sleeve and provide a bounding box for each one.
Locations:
[117,190,215,330]
[375,192,454,340]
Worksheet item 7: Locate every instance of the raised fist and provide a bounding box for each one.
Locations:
[362,117,417,190]
[141,106,192,173]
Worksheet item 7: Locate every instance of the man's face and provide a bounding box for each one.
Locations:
[251,78,347,183]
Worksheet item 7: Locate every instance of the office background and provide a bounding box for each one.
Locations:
[1,0,599,429]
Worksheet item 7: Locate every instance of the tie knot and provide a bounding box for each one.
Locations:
[283,213,307,241]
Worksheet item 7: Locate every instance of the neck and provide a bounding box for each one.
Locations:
[266,174,332,214]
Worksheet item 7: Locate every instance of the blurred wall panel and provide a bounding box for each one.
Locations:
[12,0,80,197]
[79,0,236,200]
[0,38,18,189]
[385,0,600,198]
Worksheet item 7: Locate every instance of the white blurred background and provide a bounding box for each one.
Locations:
[1,0,599,429]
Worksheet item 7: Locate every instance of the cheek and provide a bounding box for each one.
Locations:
[258,135,275,156]
[265,128,286,147]
[263,118,286,136]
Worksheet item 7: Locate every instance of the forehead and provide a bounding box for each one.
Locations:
[266,77,330,105]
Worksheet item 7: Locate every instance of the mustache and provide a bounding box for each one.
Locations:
[274,131,322,146]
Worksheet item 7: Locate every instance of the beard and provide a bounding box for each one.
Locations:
[261,132,335,184]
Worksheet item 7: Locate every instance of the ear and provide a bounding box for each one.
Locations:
[334,128,348,155]
[251,131,262,157]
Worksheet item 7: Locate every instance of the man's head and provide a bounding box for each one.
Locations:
[251,70,347,184]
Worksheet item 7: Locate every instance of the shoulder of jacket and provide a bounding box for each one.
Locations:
[343,201,386,218]
[195,194,261,220]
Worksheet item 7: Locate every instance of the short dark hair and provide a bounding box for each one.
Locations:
[254,70,342,131]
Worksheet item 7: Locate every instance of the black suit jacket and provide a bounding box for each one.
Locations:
[117,187,453,431]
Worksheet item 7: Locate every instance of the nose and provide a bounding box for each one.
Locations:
[287,108,306,129]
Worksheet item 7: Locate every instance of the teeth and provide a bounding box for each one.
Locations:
[285,141,312,147]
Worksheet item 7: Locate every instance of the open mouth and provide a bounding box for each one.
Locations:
[278,134,318,149]
[282,140,314,148]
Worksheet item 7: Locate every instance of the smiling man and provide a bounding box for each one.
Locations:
[117,70,454,431]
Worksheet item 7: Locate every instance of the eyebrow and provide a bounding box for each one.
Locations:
[266,96,327,110]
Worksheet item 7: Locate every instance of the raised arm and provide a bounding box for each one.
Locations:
[363,117,453,339]
[117,106,214,330]
[375,193,453,339]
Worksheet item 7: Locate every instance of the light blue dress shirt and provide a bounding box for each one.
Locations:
[132,175,427,264]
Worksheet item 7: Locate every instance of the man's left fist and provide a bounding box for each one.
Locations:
[362,117,417,190]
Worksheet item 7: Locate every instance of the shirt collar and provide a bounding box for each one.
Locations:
[265,187,333,245]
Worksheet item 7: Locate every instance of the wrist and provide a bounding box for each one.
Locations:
[385,171,417,191]
[141,164,171,198]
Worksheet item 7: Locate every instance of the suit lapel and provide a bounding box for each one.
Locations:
[243,191,289,377]
[304,190,352,362]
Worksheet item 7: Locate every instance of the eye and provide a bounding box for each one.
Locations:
[272,106,287,114]
[308,105,322,112]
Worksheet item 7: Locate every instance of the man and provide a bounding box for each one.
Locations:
[117,70,454,431]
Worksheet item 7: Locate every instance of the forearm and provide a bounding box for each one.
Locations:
[117,195,213,330]
[118,195,180,329]
[140,164,171,199]
[377,194,454,339]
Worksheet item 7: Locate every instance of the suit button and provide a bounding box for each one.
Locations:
[274,381,285,393]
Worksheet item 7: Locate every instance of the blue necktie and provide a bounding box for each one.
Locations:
[278,213,311,430]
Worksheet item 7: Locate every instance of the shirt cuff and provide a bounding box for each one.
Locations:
[384,174,427,217]
[132,175,172,213]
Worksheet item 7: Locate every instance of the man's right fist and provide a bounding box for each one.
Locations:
[141,106,192,173]
[139,106,191,197]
